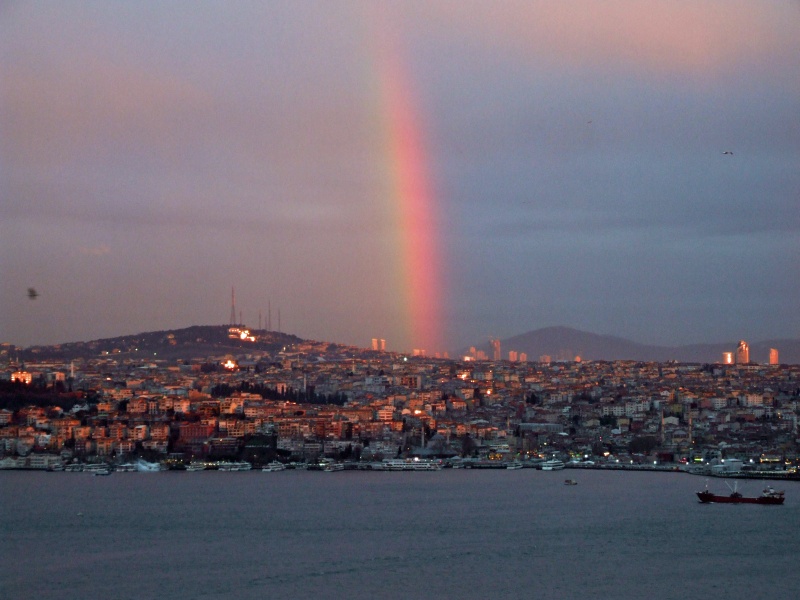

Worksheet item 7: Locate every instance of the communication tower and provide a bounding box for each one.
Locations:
[229,286,237,326]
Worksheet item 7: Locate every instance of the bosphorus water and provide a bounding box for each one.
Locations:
[3,469,799,599]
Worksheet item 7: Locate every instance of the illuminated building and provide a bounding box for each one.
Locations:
[491,339,501,361]
[769,348,779,365]
[11,371,32,384]
[735,340,749,364]
[722,352,733,365]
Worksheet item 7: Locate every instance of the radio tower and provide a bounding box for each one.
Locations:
[229,286,237,326]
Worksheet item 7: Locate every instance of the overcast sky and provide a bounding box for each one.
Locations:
[2,1,798,355]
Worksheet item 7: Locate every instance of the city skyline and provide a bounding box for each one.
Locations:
[2,2,799,354]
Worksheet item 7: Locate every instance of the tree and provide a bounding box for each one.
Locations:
[628,436,659,454]
[461,434,476,457]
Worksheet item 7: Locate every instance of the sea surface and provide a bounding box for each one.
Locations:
[3,468,799,599]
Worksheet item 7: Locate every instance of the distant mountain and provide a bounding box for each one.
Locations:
[10,324,799,365]
[474,326,800,364]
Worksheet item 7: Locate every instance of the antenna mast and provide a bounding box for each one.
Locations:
[229,286,236,326]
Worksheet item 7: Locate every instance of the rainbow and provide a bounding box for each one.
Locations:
[370,14,445,355]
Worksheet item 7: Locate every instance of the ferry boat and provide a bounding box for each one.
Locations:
[381,458,441,471]
[506,461,524,470]
[185,462,206,472]
[541,459,565,471]
[411,460,441,471]
[323,462,344,472]
[262,461,286,472]
[696,484,785,505]
[218,461,252,471]
[84,463,112,474]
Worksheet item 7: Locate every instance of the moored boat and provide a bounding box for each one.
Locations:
[541,459,565,471]
[262,461,286,472]
[84,463,112,474]
[564,479,578,485]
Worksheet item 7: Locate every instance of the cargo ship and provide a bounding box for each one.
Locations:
[696,484,785,505]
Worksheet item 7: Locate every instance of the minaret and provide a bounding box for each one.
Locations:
[229,286,236,326]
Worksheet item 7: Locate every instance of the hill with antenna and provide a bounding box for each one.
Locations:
[13,325,309,362]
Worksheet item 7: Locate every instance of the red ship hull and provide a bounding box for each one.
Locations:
[696,490,784,505]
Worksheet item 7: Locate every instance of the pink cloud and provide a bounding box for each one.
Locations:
[406,1,793,77]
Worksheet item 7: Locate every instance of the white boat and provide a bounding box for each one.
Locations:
[185,462,206,472]
[219,461,252,471]
[381,458,441,471]
[84,463,112,474]
[541,459,565,471]
[506,461,523,470]
[262,461,286,472]
[324,462,344,472]
[411,460,441,471]
[115,463,138,472]
[382,459,409,471]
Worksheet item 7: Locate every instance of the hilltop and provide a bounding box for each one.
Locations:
[10,325,315,362]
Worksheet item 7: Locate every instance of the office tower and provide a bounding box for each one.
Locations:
[735,340,749,364]
[722,352,733,365]
[491,339,501,361]
[508,351,518,362]
[371,338,378,351]
[769,348,779,365]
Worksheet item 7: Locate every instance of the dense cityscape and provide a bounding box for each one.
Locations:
[2,326,798,477]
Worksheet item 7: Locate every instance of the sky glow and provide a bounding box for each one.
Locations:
[1,1,798,354]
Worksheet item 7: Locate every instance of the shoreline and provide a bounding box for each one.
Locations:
[2,460,799,481]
